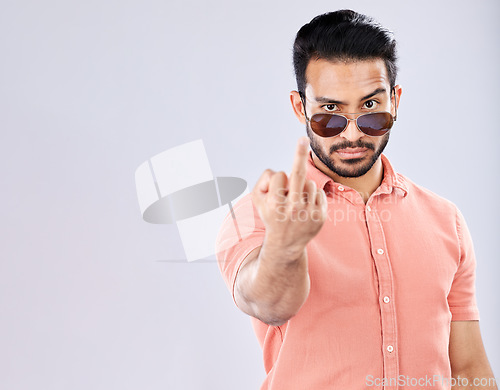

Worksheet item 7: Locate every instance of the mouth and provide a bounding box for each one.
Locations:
[335,147,369,159]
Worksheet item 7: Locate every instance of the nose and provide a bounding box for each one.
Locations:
[340,117,364,142]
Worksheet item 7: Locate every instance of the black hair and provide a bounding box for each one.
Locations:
[293,10,398,93]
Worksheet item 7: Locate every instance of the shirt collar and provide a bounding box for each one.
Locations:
[305,151,409,198]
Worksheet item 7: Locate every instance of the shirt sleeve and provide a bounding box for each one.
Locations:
[447,207,480,321]
[215,192,266,309]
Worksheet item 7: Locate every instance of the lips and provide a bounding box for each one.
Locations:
[335,147,369,159]
[336,147,368,153]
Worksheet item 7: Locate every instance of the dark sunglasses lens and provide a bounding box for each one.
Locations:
[310,114,347,137]
[357,112,394,136]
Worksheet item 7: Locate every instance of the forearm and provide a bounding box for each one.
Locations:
[236,234,310,326]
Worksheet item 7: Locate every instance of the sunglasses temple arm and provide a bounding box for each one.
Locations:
[392,87,398,122]
[299,92,310,122]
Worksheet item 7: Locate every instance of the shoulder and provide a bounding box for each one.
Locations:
[397,172,459,217]
[216,192,263,246]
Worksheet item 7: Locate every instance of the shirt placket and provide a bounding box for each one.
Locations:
[365,199,400,390]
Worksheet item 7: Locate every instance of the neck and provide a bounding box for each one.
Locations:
[311,152,384,204]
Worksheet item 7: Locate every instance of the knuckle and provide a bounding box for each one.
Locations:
[271,171,286,182]
[263,169,275,177]
[272,192,287,205]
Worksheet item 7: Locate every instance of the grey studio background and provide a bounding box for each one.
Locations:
[0,0,498,389]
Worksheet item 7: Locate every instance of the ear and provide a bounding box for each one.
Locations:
[392,84,403,117]
[290,90,306,125]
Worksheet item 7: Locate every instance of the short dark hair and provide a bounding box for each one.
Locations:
[293,10,398,93]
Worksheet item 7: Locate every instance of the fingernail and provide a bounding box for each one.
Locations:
[299,137,309,146]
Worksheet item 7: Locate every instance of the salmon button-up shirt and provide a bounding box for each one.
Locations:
[215,152,479,390]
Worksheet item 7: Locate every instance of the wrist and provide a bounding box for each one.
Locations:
[261,232,307,262]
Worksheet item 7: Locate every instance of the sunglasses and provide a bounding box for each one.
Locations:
[299,91,397,138]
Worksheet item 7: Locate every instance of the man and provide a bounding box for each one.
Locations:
[215,10,497,390]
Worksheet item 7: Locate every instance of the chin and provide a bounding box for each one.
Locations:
[333,153,369,165]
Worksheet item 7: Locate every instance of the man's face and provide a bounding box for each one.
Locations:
[297,58,399,178]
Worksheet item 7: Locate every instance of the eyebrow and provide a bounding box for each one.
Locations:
[313,87,387,105]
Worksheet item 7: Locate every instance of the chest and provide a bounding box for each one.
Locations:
[305,199,459,307]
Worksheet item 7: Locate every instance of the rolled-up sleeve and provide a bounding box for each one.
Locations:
[215,193,266,309]
[448,207,480,321]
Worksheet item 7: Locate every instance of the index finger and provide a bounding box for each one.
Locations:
[288,136,310,202]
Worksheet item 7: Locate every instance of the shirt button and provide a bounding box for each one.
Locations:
[366,205,371,211]
[387,345,394,353]
[377,248,384,255]
[383,296,390,303]
[338,185,344,191]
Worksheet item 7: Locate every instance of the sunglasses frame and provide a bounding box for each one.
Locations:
[299,88,398,138]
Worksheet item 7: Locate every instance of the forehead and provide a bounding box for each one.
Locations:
[304,58,390,100]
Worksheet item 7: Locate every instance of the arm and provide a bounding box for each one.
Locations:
[234,137,327,326]
[234,237,310,326]
[449,320,497,390]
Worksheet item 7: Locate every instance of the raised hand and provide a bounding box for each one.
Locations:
[252,136,328,252]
